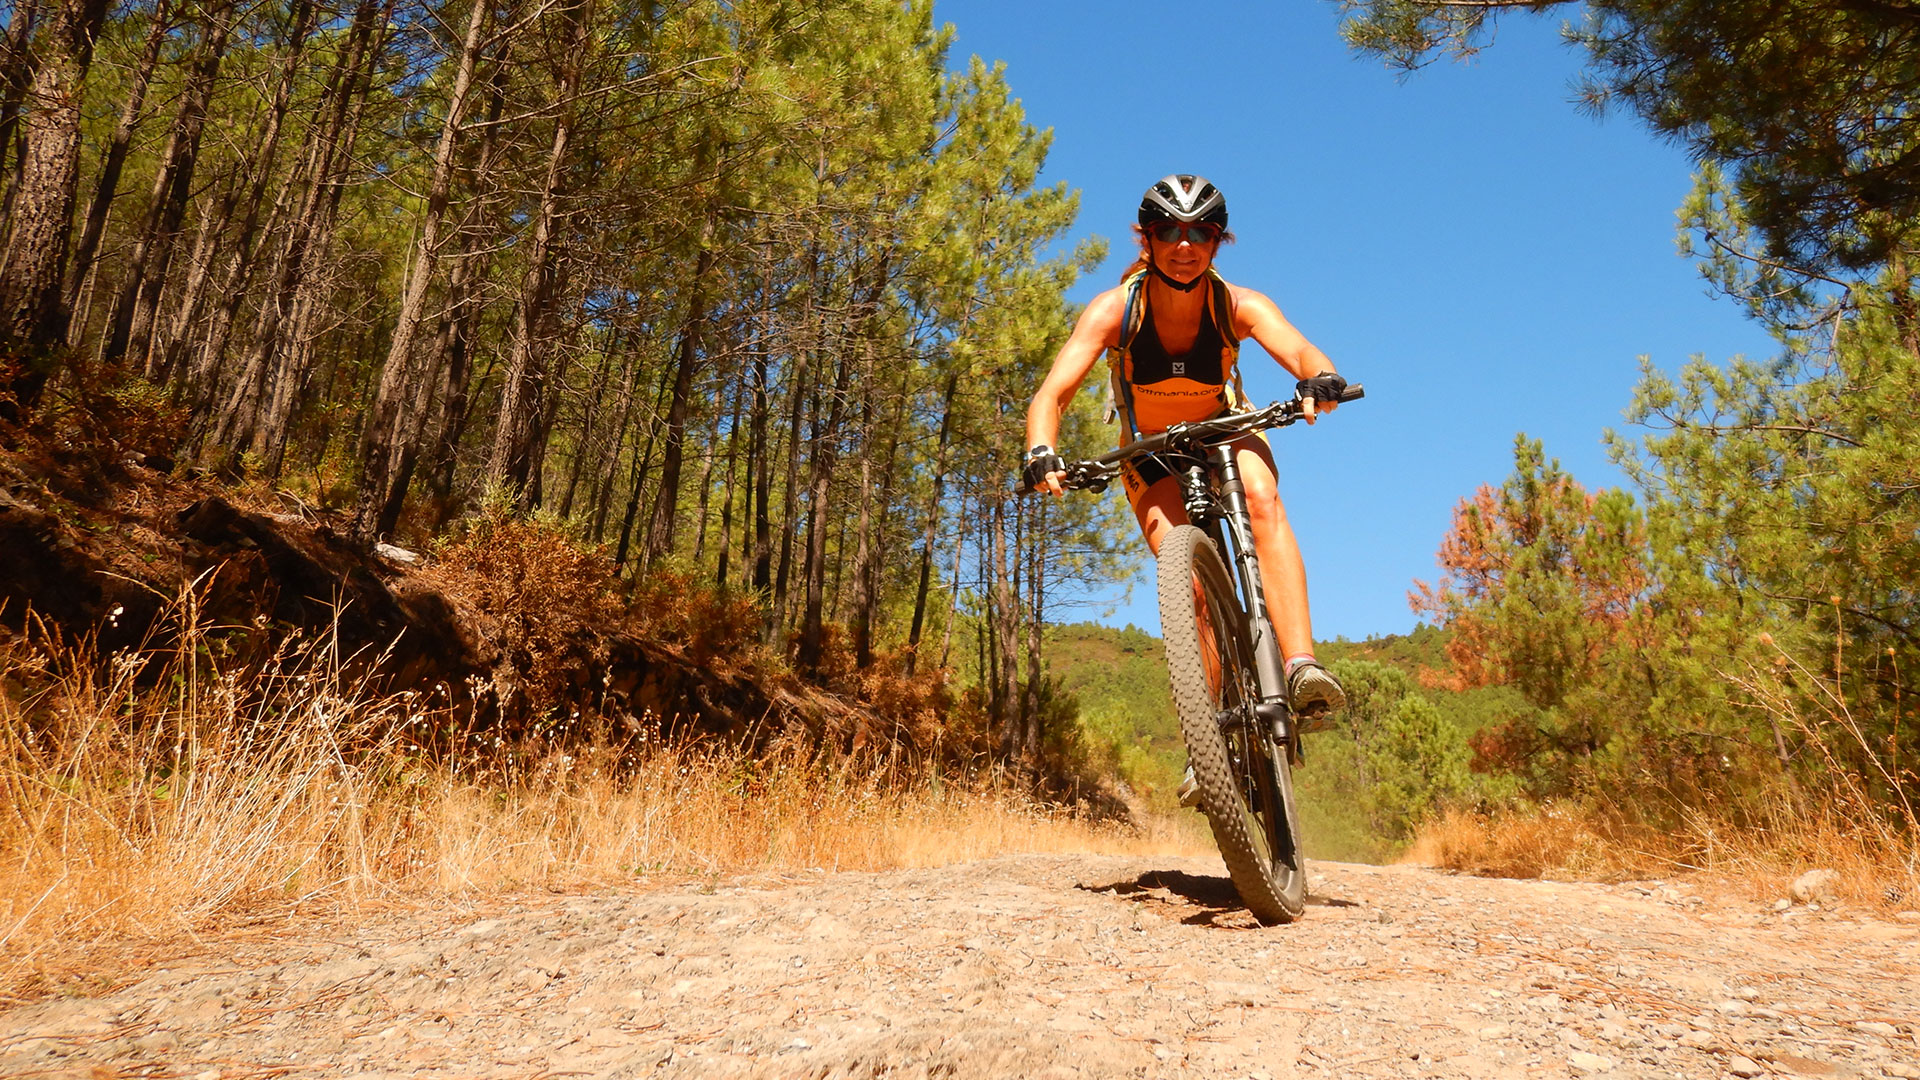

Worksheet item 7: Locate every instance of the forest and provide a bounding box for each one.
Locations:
[0,0,1137,768]
[2,0,1916,919]
[1335,0,1920,876]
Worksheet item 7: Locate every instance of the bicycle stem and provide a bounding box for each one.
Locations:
[1201,444,1288,707]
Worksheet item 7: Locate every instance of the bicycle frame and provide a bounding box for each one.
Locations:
[1177,445,1290,733]
[1030,389,1365,750]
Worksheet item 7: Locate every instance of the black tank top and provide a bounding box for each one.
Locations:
[1129,299,1227,387]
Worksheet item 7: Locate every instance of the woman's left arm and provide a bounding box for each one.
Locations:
[1233,286,1339,421]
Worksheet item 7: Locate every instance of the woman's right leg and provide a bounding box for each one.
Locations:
[1130,470,1218,807]
[1128,471,1189,554]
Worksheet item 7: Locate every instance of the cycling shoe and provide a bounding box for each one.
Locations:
[1287,660,1346,733]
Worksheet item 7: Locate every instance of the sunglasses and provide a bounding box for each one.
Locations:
[1149,222,1221,245]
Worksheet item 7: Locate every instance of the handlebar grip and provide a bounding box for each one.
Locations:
[1339,383,1365,403]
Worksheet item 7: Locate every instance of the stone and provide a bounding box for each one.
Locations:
[1729,1054,1764,1077]
[1679,1030,1719,1050]
[1790,869,1840,904]
[1568,1051,1616,1073]
[1853,1020,1900,1037]
[374,541,420,564]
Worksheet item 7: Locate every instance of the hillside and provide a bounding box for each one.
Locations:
[1043,621,1512,864]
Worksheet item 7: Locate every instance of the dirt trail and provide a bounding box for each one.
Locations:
[4,855,1917,1079]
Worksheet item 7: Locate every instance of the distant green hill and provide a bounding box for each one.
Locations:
[1321,626,1532,742]
[1045,621,1516,865]
[1041,622,1184,808]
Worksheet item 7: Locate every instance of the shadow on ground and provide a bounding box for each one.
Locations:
[1078,869,1261,928]
[1079,866,1362,929]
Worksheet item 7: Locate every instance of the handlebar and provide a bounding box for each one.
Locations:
[1020,385,1364,495]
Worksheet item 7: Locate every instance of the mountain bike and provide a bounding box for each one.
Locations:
[1025,387,1363,923]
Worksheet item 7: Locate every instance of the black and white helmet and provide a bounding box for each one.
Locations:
[1138,174,1228,229]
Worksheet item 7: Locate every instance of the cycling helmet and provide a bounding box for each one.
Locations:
[1138,174,1228,230]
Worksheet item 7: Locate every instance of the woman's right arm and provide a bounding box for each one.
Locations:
[1023,288,1126,495]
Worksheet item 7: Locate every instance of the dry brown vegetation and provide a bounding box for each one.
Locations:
[0,596,1195,1001]
[1402,648,1920,911]
[1403,798,1919,912]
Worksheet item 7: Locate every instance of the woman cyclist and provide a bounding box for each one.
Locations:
[1022,174,1350,751]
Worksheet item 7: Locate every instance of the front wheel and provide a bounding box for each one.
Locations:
[1157,525,1307,923]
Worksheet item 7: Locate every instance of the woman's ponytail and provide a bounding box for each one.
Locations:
[1119,225,1150,282]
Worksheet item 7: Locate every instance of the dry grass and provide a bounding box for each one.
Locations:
[1402,644,1920,912]
[0,599,1196,999]
[1403,799,1919,912]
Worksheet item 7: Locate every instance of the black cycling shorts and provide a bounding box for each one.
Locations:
[1120,450,1206,505]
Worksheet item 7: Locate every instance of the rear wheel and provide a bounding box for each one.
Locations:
[1157,525,1307,923]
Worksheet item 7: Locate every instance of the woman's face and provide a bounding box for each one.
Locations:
[1146,222,1219,284]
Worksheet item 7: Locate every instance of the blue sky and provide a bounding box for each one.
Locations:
[934,0,1779,642]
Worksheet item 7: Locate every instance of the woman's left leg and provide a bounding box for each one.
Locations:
[1229,433,1313,660]
[1230,433,1346,716]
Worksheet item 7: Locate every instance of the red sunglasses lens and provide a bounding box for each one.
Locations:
[1153,223,1217,244]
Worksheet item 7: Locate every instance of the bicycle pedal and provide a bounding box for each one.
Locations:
[1176,765,1202,808]
[1294,706,1337,735]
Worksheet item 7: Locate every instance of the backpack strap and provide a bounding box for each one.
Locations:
[1210,270,1249,410]
[1105,268,1151,437]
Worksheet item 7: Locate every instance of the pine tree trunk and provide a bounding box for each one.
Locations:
[771,246,818,640]
[172,0,315,402]
[420,69,511,532]
[714,370,747,590]
[906,369,960,673]
[748,246,775,596]
[587,345,639,543]
[642,211,717,566]
[524,338,576,509]
[0,0,109,409]
[152,162,232,387]
[1021,496,1046,763]
[939,490,967,672]
[226,0,381,470]
[614,362,676,569]
[354,0,490,539]
[848,427,876,668]
[557,341,616,520]
[98,2,232,374]
[64,0,172,341]
[853,363,912,669]
[795,357,850,672]
[0,0,45,241]
[487,0,593,504]
[990,492,1020,759]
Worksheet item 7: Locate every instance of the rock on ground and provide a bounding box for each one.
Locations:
[4,856,1917,1078]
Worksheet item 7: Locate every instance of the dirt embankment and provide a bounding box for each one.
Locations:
[4,855,1916,1079]
[0,446,879,743]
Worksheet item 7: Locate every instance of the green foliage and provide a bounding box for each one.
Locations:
[1311,658,1476,852]
[1362,694,1471,839]
[1039,622,1183,805]
[1413,435,1651,715]
[1329,0,1920,848]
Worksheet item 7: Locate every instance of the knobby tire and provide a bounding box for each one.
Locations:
[1157,525,1307,924]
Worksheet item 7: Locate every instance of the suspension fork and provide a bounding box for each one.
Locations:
[1200,444,1288,710]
